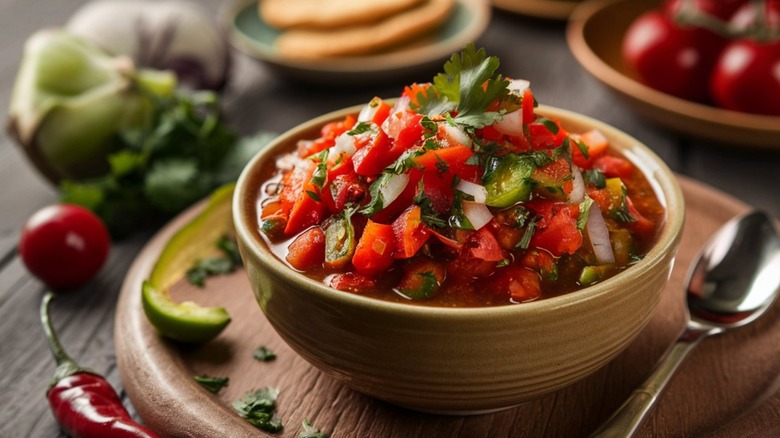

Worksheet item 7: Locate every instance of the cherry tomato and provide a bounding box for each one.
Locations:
[19,204,110,290]
[729,0,780,31]
[663,0,748,21]
[710,39,780,115]
[622,10,726,102]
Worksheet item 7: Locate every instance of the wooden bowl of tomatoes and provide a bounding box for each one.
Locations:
[233,82,685,412]
[567,0,780,149]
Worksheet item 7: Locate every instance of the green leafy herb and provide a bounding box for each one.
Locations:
[253,346,277,362]
[534,117,559,135]
[298,419,329,438]
[415,180,447,228]
[347,122,373,136]
[306,190,322,202]
[414,44,509,129]
[496,259,510,267]
[194,376,229,394]
[233,387,283,433]
[516,217,539,249]
[309,149,329,189]
[359,173,393,216]
[576,196,594,230]
[583,169,606,189]
[612,186,637,224]
[574,138,590,159]
[186,235,242,287]
[60,91,274,237]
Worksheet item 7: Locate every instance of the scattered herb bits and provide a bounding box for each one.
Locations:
[186,235,243,287]
[253,346,277,362]
[194,376,230,394]
[298,419,329,438]
[232,387,283,433]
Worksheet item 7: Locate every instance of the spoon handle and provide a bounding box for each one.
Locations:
[589,328,708,438]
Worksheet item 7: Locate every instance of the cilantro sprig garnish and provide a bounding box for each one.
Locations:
[186,235,243,287]
[194,375,229,394]
[412,44,510,129]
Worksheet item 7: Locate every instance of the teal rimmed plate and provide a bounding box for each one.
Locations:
[221,0,490,86]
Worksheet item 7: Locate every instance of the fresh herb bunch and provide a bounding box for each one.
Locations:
[60,90,274,237]
[233,387,283,432]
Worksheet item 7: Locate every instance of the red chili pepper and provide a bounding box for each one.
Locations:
[40,293,159,438]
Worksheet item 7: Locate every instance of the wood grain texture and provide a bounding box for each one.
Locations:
[115,177,780,438]
[0,1,778,437]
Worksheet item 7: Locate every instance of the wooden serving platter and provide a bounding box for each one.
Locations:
[115,176,780,438]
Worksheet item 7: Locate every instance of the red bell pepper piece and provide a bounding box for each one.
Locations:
[392,205,430,259]
[352,220,395,276]
[285,226,326,270]
[284,163,328,236]
[352,129,393,176]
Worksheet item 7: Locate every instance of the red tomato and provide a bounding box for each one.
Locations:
[622,10,726,102]
[286,226,325,270]
[721,0,778,28]
[19,204,110,290]
[352,220,395,276]
[663,0,748,20]
[710,39,780,115]
[487,265,541,303]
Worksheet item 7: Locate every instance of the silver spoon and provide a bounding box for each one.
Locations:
[591,210,780,437]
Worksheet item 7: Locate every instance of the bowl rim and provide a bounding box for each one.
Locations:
[234,103,685,319]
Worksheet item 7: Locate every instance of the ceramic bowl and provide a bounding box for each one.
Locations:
[233,104,685,414]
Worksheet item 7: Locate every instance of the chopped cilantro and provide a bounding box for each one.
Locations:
[583,169,607,189]
[253,346,277,362]
[576,196,594,230]
[347,122,373,136]
[496,259,510,267]
[298,419,329,438]
[233,387,283,433]
[534,117,559,135]
[613,187,637,224]
[359,173,392,216]
[194,375,229,394]
[516,217,539,249]
[186,235,242,287]
[309,149,329,188]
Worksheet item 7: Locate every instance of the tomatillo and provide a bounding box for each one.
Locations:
[483,153,535,208]
[141,184,235,343]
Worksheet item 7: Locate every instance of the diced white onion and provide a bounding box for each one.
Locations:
[331,132,357,157]
[358,97,381,122]
[441,123,472,147]
[587,203,615,265]
[379,173,410,207]
[507,79,530,95]
[392,95,410,113]
[462,201,493,230]
[569,166,585,204]
[275,153,302,171]
[494,109,524,136]
[455,180,487,203]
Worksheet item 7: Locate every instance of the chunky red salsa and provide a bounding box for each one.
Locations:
[256,46,665,307]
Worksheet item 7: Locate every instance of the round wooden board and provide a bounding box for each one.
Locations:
[115,176,780,438]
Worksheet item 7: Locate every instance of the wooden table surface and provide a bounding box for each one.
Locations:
[0,1,778,437]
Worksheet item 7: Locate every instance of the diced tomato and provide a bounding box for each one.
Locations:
[594,155,634,179]
[326,152,353,180]
[466,227,504,262]
[323,173,366,214]
[522,87,535,127]
[392,205,430,259]
[519,249,558,281]
[396,257,446,299]
[420,172,454,214]
[429,228,462,250]
[385,112,425,160]
[495,225,525,251]
[371,100,392,125]
[371,168,423,224]
[526,200,583,256]
[285,226,325,270]
[277,164,308,216]
[413,145,474,175]
[352,129,393,176]
[329,272,377,294]
[298,115,356,157]
[488,265,541,302]
[447,244,498,281]
[529,120,568,150]
[626,196,656,237]
[352,220,395,276]
[571,129,609,169]
[532,156,574,200]
[284,163,328,236]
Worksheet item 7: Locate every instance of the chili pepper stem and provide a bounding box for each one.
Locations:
[40,292,93,390]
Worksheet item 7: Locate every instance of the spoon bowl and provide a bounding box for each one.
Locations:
[592,210,780,437]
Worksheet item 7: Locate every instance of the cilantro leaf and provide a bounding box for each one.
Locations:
[186,235,242,287]
[253,346,277,362]
[194,375,229,394]
[233,387,283,433]
[298,419,329,438]
[414,44,509,129]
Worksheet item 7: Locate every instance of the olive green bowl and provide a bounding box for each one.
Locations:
[233,104,685,414]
